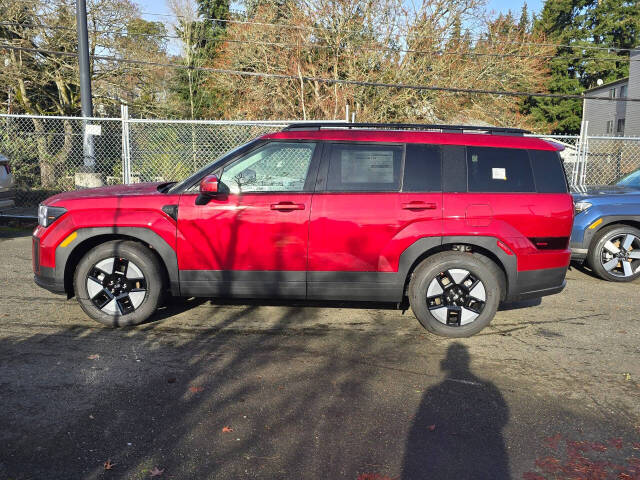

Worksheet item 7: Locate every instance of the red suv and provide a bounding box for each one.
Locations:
[32,123,573,337]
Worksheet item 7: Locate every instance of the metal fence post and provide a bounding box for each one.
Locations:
[120,105,131,184]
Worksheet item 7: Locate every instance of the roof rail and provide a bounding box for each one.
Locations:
[282,122,530,135]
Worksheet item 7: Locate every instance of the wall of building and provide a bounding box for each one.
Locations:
[583,80,627,136]
[626,48,640,137]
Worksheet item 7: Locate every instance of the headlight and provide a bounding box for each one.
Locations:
[38,205,67,227]
[574,201,592,215]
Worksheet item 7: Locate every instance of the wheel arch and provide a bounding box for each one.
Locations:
[399,236,512,302]
[59,227,179,298]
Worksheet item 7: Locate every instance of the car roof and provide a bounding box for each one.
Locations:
[262,129,562,151]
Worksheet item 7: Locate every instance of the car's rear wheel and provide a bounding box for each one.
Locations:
[408,251,502,337]
[588,225,640,282]
[73,240,164,326]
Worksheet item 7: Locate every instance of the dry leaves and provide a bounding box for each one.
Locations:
[189,386,204,393]
[88,354,100,360]
[103,459,115,470]
[427,425,436,432]
[149,466,164,477]
[222,426,234,433]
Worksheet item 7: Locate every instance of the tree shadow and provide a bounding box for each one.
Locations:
[401,343,510,480]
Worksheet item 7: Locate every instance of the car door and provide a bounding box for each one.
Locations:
[307,142,443,301]
[177,141,320,298]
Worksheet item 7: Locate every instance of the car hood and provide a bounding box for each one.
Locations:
[44,182,165,205]
[572,185,640,200]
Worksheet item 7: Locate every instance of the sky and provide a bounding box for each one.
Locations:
[136,0,544,24]
[135,0,545,55]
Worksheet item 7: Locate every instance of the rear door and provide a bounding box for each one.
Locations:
[307,142,443,301]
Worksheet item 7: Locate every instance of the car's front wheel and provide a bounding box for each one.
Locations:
[588,225,640,282]
[73,240,164,326]
[408,252,502,337]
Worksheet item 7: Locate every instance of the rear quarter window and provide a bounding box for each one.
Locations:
[467,146,535,193]
[529,150,568,193]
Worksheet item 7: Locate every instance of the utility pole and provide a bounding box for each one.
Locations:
[76,0,95,169]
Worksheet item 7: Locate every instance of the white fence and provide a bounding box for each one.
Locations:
[1,112,639,207]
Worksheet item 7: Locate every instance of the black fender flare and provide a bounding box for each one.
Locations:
[58,227,179,296]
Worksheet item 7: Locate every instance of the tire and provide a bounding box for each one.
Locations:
[73,240,164,326]
[588,224,640,282]
[408,251,502,338]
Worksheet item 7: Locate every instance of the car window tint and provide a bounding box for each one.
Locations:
[403,144,442,192]
[467,147,535,193]
[220,142,315,193]
[529,150,568,193]
[441,145,467,192]
[326,143,403,192]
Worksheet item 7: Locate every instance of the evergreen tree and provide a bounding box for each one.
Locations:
[527,0,640,134]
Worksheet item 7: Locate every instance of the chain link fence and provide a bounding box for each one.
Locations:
[1,113,640,213]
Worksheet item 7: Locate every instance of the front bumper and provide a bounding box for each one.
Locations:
[32,236,66,295]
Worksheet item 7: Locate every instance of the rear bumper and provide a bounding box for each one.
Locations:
[506,266,568,302]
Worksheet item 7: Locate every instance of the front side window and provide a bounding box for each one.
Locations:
[467,147,535,193]
[220,142,316,193]
[326,143,403,192]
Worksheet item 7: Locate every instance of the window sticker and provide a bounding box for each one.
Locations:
[492,167,507,180]
[341,150,394,183]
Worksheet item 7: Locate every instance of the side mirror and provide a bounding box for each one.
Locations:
[200,174,219,195]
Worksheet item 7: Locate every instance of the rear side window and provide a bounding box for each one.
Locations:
[467,147,535,193]
[326,143,403,192]
[529,150,568,193]
[403,144,442,192]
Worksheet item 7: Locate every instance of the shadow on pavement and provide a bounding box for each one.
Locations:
[401,343,510,480]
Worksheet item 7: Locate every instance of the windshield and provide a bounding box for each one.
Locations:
[168,139,261,193]
[616,169,640,188]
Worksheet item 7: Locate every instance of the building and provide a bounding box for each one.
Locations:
[582,48,640,137]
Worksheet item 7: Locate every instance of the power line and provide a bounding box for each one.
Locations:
[139,10,639,55]
[2,43,639,102]
[2,21,639,64]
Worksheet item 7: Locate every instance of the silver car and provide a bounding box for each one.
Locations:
[0,154,15,208]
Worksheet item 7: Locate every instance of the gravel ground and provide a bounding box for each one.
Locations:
[1,229,639,480]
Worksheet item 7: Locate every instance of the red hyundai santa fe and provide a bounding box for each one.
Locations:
[32,123,573,337]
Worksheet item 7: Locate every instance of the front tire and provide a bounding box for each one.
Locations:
[73,240,164,326]
[588,225,640,282]
[408,252,502,338]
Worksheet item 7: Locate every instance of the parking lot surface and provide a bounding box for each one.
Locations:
[1,228,639,480]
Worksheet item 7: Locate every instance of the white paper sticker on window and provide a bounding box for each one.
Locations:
[341,150,394,183]
[492,167,506,180]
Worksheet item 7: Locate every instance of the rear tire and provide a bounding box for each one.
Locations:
[73,240,164,326]
[588,224,640,282]
[408,252,502,338]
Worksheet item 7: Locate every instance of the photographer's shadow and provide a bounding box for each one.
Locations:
[402,343,510,480]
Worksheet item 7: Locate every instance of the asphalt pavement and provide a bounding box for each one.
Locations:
[1,228,639,480]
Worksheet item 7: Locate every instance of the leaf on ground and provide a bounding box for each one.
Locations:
[356,474,396,480]
[189,386,204,393]
[522,473,545,480]
[149,466,164,477]
[608,437,623,449]
[88,354,100,360]
[632,442,640,450]
[427,424,435,432]
[167,377,176,384]
[222,426,233,433]
[543,434,562,450]
[103,459,115,470]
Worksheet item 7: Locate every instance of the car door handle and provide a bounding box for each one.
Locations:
[402,201,437,210]
[270,202,305,211]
